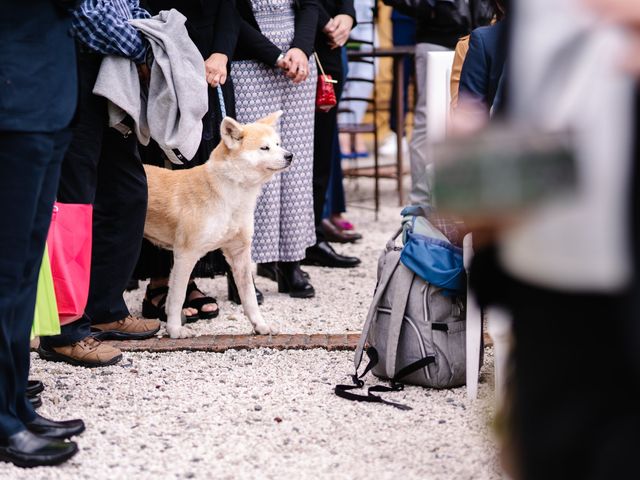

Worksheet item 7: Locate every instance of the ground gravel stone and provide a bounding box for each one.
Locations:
[0,349,498,479]
[0,182,500,478]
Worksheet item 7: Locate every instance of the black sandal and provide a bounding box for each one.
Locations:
[142,284,200,324]
[184,282,219,320]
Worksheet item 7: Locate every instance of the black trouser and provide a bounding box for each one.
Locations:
[0,130,70,437]
[41,50,147,348]
[313,50,344,243]
[471,247,640,480]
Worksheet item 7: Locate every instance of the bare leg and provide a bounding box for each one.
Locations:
[224,246,274,335]
[165,250,200,338]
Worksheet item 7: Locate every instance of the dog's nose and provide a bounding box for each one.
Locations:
[284,152,293,164]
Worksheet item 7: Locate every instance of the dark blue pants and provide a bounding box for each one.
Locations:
[0,130,69,437]
[40,51,148,348]
[389,15,417,134]
[323,48,348,219]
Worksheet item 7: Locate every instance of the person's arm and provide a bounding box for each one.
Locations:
[237,19,282,66]
[212,0,240,59]
[459,31,491,112]
[71,0,150,63]
[450,35,471,111]
[336,0,356,26]
[291,0,319,57]
[234,0,282,66]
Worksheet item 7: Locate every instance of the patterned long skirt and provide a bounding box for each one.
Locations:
[232,0,317,263]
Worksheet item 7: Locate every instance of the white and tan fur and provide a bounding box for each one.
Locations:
[143,111,290,338]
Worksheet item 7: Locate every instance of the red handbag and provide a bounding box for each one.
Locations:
[47,203,93,325]
[315,52,338,112]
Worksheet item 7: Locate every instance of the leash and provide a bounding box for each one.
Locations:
[216,85,227,118]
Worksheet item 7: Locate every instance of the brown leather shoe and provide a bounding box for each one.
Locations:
[37,337,122,368]
[320,218,363,243]
[91,315,160,340]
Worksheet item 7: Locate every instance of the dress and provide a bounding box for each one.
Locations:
[232,0,317,263]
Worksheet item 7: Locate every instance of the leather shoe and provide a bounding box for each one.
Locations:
[257,262,310,281]
[27,380,44,398]
[26,414,85,440]
[276,261,315,298]
[0,430,78,468]
[28,395,42,411]
[302,241,361,268]
[320,219,363,244]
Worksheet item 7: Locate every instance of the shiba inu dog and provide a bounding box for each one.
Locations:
[143,111,290,338]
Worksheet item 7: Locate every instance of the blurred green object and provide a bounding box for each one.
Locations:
[433,126,578,216]
[32,245,60,339]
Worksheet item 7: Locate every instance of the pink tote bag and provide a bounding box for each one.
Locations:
[47,203,92,325]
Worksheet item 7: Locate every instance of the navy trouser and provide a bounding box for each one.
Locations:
[0,130,70,437]
[389,14,417,134]
[40,51,148,349]
[323,48,349,219]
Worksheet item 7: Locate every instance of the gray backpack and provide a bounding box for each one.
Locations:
[335,226,466,409]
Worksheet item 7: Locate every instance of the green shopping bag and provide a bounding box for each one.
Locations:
[32,245,61,339]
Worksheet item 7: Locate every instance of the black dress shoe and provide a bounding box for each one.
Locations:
[257,262,310,281]
[0,430,78,468]
[27,380,44,398]
[302,241,361,268]
[227,273,264,305]
[276,261,315,298]
[320,219,363,244]
[26,414,85,440]
[28,395,42,410]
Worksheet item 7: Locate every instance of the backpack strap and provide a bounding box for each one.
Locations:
[384,263,416,378]
[353,228,404,372]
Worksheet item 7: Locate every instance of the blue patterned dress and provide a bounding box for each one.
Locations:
[232,0,317,263]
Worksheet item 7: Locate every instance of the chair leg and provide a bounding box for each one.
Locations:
[466,286,482,400]
[463,234,481,399]
[486,306,511,405]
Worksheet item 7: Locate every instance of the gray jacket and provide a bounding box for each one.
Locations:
[93,9,208,164]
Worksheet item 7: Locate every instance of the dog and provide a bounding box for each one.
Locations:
[143,111,290,338]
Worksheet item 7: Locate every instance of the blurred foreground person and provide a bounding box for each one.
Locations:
[469,0,640,478]
[0,0,85,467]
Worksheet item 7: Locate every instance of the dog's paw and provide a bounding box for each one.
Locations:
[254,323,277,335]
[166,324,193,339]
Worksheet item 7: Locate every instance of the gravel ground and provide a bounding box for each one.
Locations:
[123,180,401,337]
[1,349,499,480]
[0,180,500,478]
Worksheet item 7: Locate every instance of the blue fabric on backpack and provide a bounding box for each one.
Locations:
[400,230,465,294]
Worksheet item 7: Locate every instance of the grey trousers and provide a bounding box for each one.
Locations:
[409,42,452,206]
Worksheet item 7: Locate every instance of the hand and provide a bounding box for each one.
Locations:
[204,53,228,87]
[283,48,309,83]
[325,14,353,49]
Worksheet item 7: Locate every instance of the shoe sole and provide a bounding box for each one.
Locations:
[37,347,123,368]
[0,443,78,468]
[90,326,160,341]
[301,259,361,269]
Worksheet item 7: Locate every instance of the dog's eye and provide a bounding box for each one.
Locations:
[261,146,270,151]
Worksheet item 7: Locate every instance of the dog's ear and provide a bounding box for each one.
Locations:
[257,110,283,127]
[220,117,244,149]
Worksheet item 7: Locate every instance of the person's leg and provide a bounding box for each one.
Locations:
[409,42,450,206]
[40,50,104,351]
[506,283,640,480]
[88,127,148,325]
[390,15,417,133]
[0,131,62,437]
